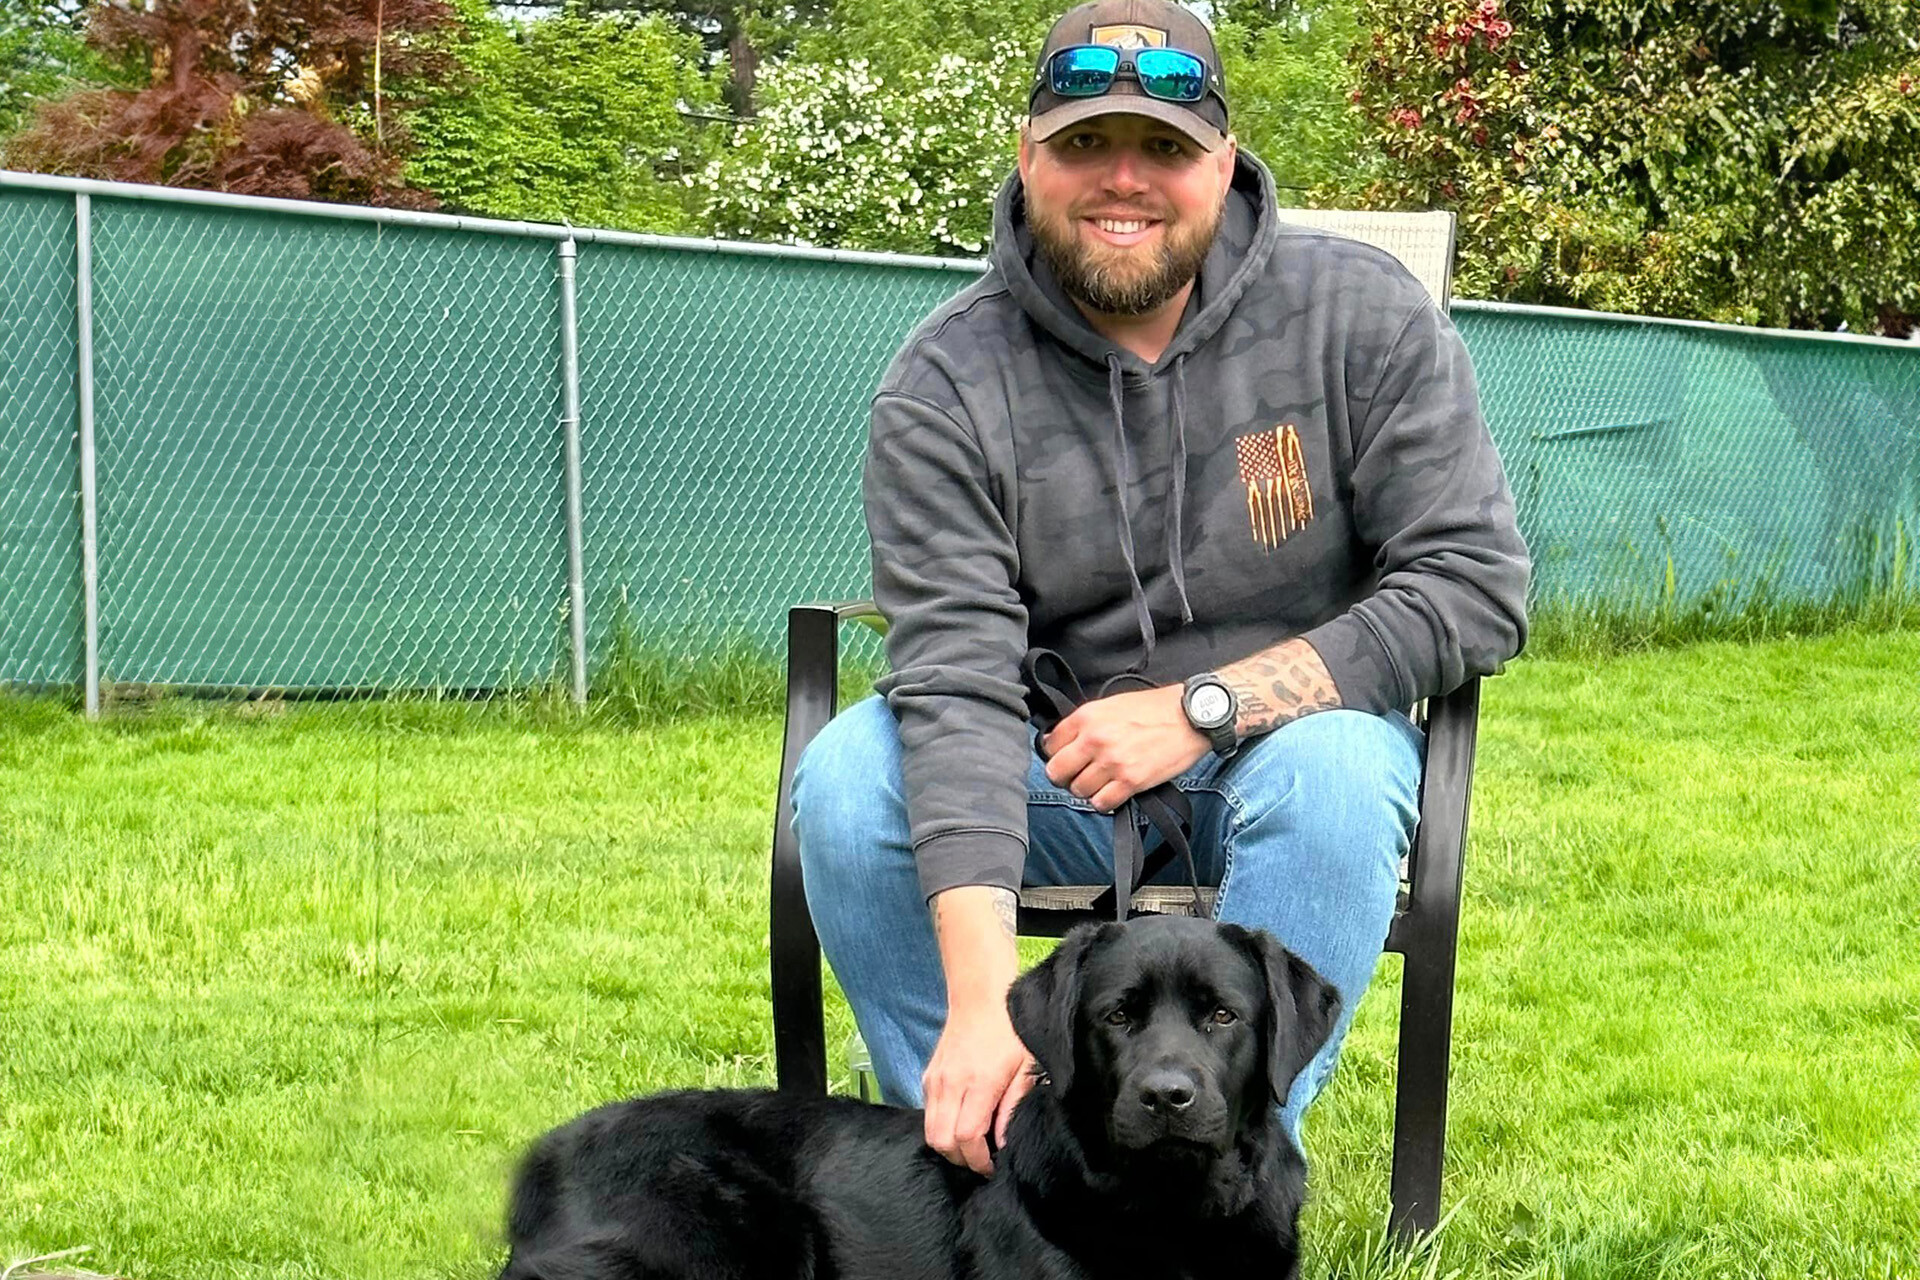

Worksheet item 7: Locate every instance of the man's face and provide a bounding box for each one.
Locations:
[1018,113,1236,319]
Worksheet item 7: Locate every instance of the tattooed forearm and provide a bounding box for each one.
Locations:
[931,884,1021,943]
[989,887,1019,940]
[1219,638,1342,739]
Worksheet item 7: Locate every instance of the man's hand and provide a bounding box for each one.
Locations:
[924,886,1035,1175]
[1041,684,1209,812]
[922,996,1038,1176]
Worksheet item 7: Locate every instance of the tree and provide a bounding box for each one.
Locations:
[0,0,120,137]
[1349,0,1920,331]
[1217,0,1319,34]
[1214,1,1381,195]
[4,0,455,207]
[792,0,1058,69]
[406,0,716,232]
[695,43,1026,255]
[497,0,833,116]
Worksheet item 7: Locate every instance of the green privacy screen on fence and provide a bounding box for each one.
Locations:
[89,202,568,690]
[576,245,964,674]
[3,173,1917,693]
[2,188,81,685]
[1480,308,1920,613]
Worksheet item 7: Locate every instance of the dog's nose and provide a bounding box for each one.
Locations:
[1138,1071,1197,1114]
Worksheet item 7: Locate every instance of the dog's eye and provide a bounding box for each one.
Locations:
[1104,1008,1130,1027]
[1210,1008,1238,1026]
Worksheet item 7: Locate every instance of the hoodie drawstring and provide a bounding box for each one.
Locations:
[1107,352,1200,671]
[1106,354,1157,670]
[1168,355,1195,627]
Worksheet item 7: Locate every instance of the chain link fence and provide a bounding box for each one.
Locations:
[3,187,82,686]
[576,243,961,674]
[90,201,569,691]
[1477,306,1920,617]
[4,171,1917,702]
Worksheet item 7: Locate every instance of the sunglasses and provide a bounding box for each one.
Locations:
[1038,44,1217,106]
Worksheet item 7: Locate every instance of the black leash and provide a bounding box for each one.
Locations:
[1021,649,1210,923]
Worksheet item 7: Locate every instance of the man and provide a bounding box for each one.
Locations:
[792,0,1529,1179]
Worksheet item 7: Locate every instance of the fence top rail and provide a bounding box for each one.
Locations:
[0,168,991,274]
[7,167,1917,351]
[1453,298,1920,352]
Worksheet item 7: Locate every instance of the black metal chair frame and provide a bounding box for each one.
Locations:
[768,599,1480,1238]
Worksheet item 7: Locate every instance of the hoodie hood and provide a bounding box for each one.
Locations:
[986,151,1282,666]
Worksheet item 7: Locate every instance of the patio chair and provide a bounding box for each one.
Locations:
[769,210,1475,1239]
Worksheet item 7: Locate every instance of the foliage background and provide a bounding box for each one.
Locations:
[403,0,716,231]
[693,45,1025,255]
[5,0,1920,322]
[1347,0,1920,331]
[1216,1,1382,195]
[0,0,116,136]
[2,0,457,206]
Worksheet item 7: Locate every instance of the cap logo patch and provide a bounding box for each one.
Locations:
[1089,23,1166,48]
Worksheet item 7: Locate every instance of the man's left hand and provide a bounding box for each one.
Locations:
[1041,684,1209,812]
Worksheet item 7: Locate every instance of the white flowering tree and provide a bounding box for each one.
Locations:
[695,44,1027,256]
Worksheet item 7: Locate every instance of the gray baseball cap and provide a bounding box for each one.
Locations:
[1026,0,1230,152]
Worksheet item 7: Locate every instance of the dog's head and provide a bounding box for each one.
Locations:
[1008,916,1339,1156]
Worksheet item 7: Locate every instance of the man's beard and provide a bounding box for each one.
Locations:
[1029,196,1220,318]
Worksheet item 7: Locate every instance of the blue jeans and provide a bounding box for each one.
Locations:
[791,694,1422,1143]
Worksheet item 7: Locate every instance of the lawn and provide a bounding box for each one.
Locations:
[2,631,1916,1280]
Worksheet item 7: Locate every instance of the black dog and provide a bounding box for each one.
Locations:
[499,916,1339,1279]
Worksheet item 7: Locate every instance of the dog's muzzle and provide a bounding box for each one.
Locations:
[1111,1066,1232,1151]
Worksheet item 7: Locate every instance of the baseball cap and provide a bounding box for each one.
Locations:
[1026,0,1230,153]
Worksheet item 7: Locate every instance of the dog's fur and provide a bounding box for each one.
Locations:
[499,916,1339,1279]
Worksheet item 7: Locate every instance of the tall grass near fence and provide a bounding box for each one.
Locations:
[1527,514,1919,657]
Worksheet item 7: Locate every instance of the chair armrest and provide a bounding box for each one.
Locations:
[1404,677,1480,931]
[803,598,887,629]
[778,601,884,767]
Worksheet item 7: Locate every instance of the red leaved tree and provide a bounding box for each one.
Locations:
[5,0,454,207]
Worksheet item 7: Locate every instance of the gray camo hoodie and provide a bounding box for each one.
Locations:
[864,152,1529,901]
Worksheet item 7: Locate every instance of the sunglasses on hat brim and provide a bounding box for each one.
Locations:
[1035,45,1221,107]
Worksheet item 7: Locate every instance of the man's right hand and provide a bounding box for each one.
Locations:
[921,997,1036,1176]
[922,885,1033,1176]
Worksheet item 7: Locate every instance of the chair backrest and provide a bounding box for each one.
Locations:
[1272,208,1457,311]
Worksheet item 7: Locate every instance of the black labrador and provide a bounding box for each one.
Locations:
[498,915,1339,1279]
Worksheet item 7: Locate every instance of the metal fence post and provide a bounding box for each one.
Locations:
[557,237,588,707]
[75,191,100,718]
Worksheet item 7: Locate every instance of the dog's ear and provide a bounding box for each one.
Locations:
[1006,922,1113,1094]
[1229,925,1341,1106]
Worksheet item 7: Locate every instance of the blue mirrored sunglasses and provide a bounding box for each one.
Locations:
[1041,44,1213,105]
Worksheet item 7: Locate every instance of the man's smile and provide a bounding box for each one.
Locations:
[1083,215,1163,247]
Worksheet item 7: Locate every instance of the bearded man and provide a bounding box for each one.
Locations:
[792,0,1530,1178]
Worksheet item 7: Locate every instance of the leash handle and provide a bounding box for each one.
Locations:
[1021,649,1211,923]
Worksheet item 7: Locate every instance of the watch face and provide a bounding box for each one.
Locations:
[1188,683,1234,729]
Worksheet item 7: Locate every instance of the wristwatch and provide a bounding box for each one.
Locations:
[1181,672,1240,759]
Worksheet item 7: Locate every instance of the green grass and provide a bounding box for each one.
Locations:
[1525,516,1920,659]
[3,632,1917,1279]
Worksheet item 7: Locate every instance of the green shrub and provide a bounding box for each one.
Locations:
[1349,0,1920,331]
